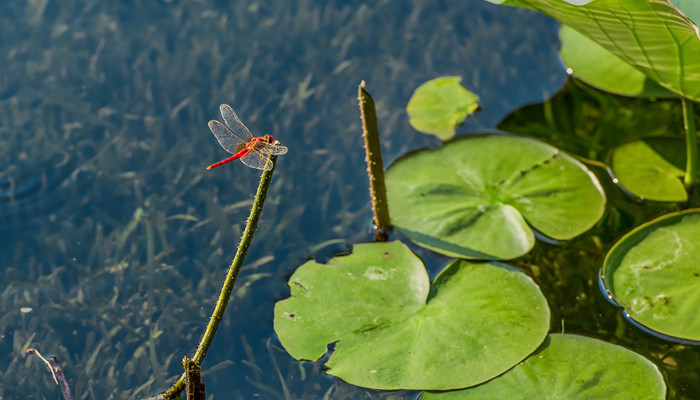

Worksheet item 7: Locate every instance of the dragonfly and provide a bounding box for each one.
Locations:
[206,104,288,171]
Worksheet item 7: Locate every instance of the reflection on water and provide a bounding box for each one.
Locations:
[0,0,607,398]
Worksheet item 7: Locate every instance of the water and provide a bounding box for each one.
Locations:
[0,0,648,398]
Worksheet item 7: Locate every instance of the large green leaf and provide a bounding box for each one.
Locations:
[406,76,479,140]
[558,24,674,98]
[487,0,700,101]
[608,137,692,202]
[603,209,700,341]
[423,334,666,399]
[385,134,606,260]
[274,241,550,390]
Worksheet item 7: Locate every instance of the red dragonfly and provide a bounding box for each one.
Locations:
[206,104,288,171]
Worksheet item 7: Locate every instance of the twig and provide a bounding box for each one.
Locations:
[162,156,279,399]
[183,357,206,400]
[27,349,74,400]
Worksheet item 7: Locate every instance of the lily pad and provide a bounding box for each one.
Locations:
[558,25,674,98]
[406,76,479,140]
[385,134,606,260]
[488,0,700,101]
[274,241,550,390]
[422,334,666,399]
[602,209,700,342]
[608,137,692,202]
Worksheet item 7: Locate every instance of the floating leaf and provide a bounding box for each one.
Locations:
[602,209,700,342]
[423,334,666,399]
[488,0,700,101]
[608,137,692,202]
[385,134,605,260]
[406,76,479,140]
[558,25,673,98]
[274,241,550,390]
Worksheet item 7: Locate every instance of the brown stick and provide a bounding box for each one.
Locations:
[358,81,391,241]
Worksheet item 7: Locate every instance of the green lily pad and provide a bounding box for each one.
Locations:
[602,209,700,341]
[558,25,674,98]
[406,76,479,140]
[422,334,666,399]
[488,0,700,101]
[274,241,550,390]
[385,134,606,260]
[608,137,692,202]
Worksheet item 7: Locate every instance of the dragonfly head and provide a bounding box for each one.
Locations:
[263,134,275,143]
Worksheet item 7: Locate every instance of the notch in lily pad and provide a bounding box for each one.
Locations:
[406,76,479,140]
[274,241,550,390]
[386,134,606,260]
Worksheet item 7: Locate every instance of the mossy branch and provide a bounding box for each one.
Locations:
[683,98,697,189]
[162,156,278,399]
[358,81,391,240]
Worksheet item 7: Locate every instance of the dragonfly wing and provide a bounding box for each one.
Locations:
[208,120,244,154]
[219,104,253,141]
[260,143,288,156]
[240,151,273,171]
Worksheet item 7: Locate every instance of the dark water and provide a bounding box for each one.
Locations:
[3,0,665,398]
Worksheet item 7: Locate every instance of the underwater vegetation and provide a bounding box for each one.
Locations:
[2,0,699,399]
